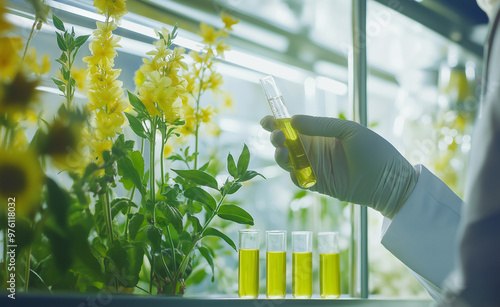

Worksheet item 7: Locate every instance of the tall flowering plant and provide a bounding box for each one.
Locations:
[1,0,263,296]
[126,14,264,294]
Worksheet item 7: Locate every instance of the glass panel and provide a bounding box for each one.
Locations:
[3,0,480,299]
[366,0,482,299]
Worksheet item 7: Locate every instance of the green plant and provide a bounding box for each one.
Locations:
[0,0,264,296]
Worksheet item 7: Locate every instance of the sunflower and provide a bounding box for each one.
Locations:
[0,71,39,114]
[0,149,44,216]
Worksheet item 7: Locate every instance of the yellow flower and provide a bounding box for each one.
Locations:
[178,103,196,135]
[183,73,197,93]
[0,149,44,217]
[40,54,50,74]
[94,0,127,21]
[163,143,174,159]
[23,47,51,76]
[200,105,215,123]
[221,92,234,110]
[0,37,23,81]
[41,119,90,173]
[0,72,39,114]
[207,72,223,92]
[91,138,113,164]
[198,23,226,45]
[93,21,117,37]
[169,47,187,70]
[88,85,123,110]
[215,40,230,58]
[134,67,146,88]
[93,110,125,140]
[0,0,13,34]
[221,12,238,31]
[147,39,171,61]
[108,97,128,115]
[12,130,28,149]
[71,66,87,91]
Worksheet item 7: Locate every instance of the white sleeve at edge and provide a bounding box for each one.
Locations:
[381,164,463,300]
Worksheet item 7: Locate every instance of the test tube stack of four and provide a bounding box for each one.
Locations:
[238,230,341,299]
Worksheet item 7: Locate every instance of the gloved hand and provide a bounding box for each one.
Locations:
[260,114,418,219]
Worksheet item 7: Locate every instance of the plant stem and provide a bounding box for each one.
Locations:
[65,50,74,110]
[123,187,136,238]
[100,192,113,243]
[166,226,175,270]
[159,120,177,273]
[193,69,206,170]
[24,245,31,292]
[149,116,157,294]
[150,117,157,223]
[170,192,228,294]
[22,19,38,62]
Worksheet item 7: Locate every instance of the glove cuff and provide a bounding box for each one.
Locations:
[374,160,418,218]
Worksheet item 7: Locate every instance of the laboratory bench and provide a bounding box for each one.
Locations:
[1,294,433,307]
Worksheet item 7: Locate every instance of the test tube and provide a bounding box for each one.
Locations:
[260,76,317,189]
[238,229,260,298]
[291,231,313,298]
[318,232,341,299]
[266,230,287,298]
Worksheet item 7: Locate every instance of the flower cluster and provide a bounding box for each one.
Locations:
[168,12,238,158]
[84,0,128,164]
[0,0,50,216]
[134,27,188,122]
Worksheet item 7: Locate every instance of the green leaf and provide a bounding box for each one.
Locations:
[217,205,254,225]
[227,153,238,177]
[112,134,135,158]
[106,241,130,285]
[157,201,183,235]
[56,32,66,51]
[129,150,145,179]
[91,237,107,259]
[172,169,218,190]
[128,213,144,240]
[146,225,162,252]
[184,187,216,212]
[75,34,90,48]
[198,246,215,282]
[52,77,65,86]
[124,112,147,138]
[199,161,210,172]
[226,182,242,195]
[202,227,237,251]
[127,90,147,114]
[237,144,250,176]
[237,170,265,183]
[56,84,65,93]
[124,241,145,286]
[71,225,104,282]
[188,216,202,234]
[117,156,146,196]
[46,177,70,230]
[110,198,137,219]
[52,14,65,31]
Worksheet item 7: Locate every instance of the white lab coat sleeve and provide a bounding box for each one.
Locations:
[380,164,464,300]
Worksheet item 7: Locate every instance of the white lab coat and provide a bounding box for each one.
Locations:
[381,3,500,305]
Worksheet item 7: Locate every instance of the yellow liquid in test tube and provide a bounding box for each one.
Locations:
[266,251,286,298]
[260,76,317,189]
[320,253,341,299]
[292,252,313,298]
[275,117,317,188]
[239,249,259,298]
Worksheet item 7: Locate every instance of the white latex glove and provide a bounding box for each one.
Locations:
[261,114,418,218]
